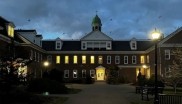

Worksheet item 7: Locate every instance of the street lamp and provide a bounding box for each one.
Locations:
[41,61,49,78]
[151,29,161,104]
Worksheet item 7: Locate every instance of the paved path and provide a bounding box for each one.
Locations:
[63,82,142,104]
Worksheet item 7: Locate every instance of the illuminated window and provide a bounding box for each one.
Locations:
[132,55,137,64]
[73,70,78,78]
[147,55,149,63]
[8,25,14,38]
[47,55,52,63]
[73,55,78,64]
[64,70,69,78]
[124,56,128,64]
[165,50,170,60]
[140,56,145,64]
[65,56,69,64]
[115,56,120,64]
[82,55,86,64]
[98,56,103,64]
[107,56,111,64]
[56,56,60,64]
[90,69,95,78]
[82,70,86,78]
[90,56,95,64]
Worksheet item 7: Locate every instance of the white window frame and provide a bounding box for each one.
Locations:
[132,55,137,64]
[165,50,170,60]
[115,56,120,64]
[90,69,95,78]
[64,70,69,78]
[73,70,77,78]
[107,56,111,64]
[124,56,128,64]
[106,42,111,50]
[56,41,62,50]
[82,70,86,78]
[130,41,137,50]
[82,42,87,50]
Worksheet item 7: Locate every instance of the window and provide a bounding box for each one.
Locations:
[132,42,136,49]
[82,55,86,64]
[73,70,77,78]
[165,50,170,60]
[140,56,145,64]
[90,69,95,78]
[56,41,62,50]
[132,55,137,64]
[90,56,95,64]
[8,25,14,38]
[107,56,111,64]
[124,56,128,64]
[130,40,137,50]
[47,55,52,63]
[147,55,149,63]
[82,70,86,78]
[73,55,78,64]
[98,56,103,64]
[106,42,111,50]
[82,42,87,50]
[64,70,69,78]
[56,56,60,64]
[65,56,69,64]
[115,56,120,64]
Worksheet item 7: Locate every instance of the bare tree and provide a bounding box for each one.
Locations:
[165,48,182,93]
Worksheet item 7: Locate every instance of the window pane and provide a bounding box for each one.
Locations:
[140,56,145,64]
[73,55,78,64]
[98,56,103,64]
[65,56,69,64]
[90,69,95,78]
[82,70,86,78]
[82,55,86,64]
[73,70,77,78]
[56,56,60,64]
[90,56,95,64]
[64,70,69,78]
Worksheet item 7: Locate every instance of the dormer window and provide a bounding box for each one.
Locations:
[56,41,62,50]
[7,25,14,38]
[130,38,137,50]
[82,42,87,50]
[106,42,111,50]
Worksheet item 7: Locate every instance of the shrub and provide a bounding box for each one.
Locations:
[49,68,64,83]
[27,78,68,94]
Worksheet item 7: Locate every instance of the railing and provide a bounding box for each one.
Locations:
[159,94,182,104]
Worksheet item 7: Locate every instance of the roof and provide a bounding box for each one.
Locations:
[42,40,154,51]
[92,15,102,26]
[15,29,37,33]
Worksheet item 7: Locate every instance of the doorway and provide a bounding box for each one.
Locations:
[96,66,105,81]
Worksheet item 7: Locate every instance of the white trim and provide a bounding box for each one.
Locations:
[107,56,111,64]
[73,70,77,78]
[124,56,128,64]
[46,51,146,54]
[115,56,120,64]
[64,70,69,78]
[165,50,170,60]
[132,55,137,64]
[90,69,95,78]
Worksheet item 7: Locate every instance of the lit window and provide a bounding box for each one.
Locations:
[82,70,86,78]
[82,55,86,64]
[47,55,52,63]
[90,69,95,78]
[8,25,14,38]
[73,55,78,64]
[73,70,77,78]
[115,56,120,64]
[65,56,69,64]
[56,56,60,64]
[140,56,145,64]
[132,55,137,64]
[90,56,95,64]
[147,55,149,63]
[124,56,128,64]
[64,70,69,78]
[165,50,170,60]
[98,56,103,64]
[107,56,111,64]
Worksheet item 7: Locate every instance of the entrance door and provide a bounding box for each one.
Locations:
[96,66,105,81]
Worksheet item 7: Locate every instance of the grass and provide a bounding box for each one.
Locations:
[163,86,182,95]
[39,96,68,104]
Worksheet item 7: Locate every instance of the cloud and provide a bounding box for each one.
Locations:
[0,0,182,40]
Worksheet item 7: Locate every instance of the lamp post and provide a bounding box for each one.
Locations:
[151,30,161,104]
[41,61,49,78]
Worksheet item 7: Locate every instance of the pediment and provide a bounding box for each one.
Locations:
[81,31,113,41]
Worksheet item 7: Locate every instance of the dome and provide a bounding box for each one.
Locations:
[92,15,102,26]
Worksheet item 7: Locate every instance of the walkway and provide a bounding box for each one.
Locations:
[63,82,141,104]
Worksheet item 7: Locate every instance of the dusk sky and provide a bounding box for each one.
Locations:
[0,0,182,40]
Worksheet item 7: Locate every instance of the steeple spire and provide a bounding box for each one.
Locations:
[92,13,102,31]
